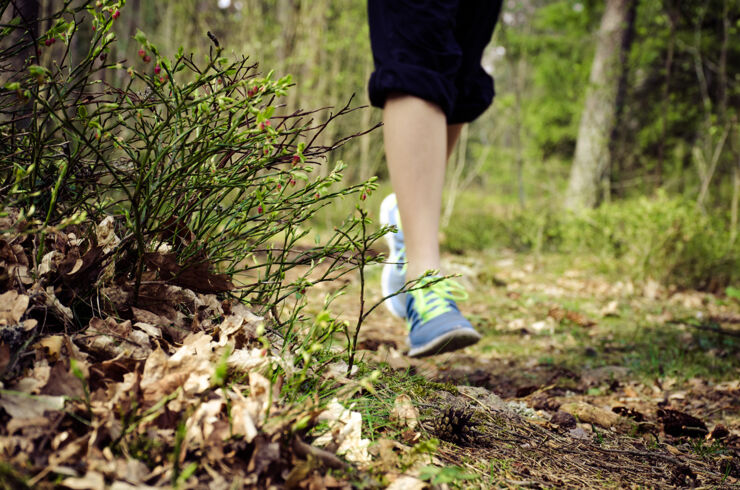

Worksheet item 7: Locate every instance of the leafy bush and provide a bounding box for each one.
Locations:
[564,195,739,291]
[0,1,381,327]
[442,203,563,254]
[442,191,738,291]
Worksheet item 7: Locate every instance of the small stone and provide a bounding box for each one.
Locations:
[550,411,577,429]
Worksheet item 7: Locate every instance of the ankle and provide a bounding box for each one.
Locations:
[406,265,442,282]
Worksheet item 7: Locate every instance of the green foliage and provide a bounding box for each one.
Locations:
[442,191,739,291]
[498,0,600,158]
[562,195,738,290]
[418,465,479,486]
[0,1,381,322]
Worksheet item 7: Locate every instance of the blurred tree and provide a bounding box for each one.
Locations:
[565,0,637,210]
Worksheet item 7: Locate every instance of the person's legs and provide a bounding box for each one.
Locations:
[383,94,448,280]
[446,123,464,162]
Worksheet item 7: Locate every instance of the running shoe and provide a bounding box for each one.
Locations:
[379,193,407,318]
[406,277,481,357]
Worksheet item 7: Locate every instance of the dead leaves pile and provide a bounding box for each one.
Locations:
[0,216,352,488]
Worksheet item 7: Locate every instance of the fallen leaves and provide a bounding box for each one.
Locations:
[559,401,633,432]
[391,394,420,431]
[313,399,371,464]
[0,390,66,418]
[0,214,365,488]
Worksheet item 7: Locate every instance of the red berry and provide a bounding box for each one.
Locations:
[112,10,120,19]
[217,78,223,85]
[292,155,300,165]
[159,76,165,83]
[258,122,265,131]
[92,25,96,31]
[277,183,282,190]
[138,49,146,57]
[154,65,161,74]
[290,179,296,186]
[45,38,53,46]
[258,205,263,214]
[264,120,270,126]
[143,55,151,63]
[361,193,367,201]
[315,193,320,199]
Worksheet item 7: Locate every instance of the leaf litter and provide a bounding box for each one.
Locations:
[0,216,365,489]
[2,209,740,487]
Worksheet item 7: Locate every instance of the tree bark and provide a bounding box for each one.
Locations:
[565,0,636,211]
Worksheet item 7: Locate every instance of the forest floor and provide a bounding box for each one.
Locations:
[1,227,739,488]
[298,249,740,488]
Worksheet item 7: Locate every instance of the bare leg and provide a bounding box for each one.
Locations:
[383,94,463,279]
[447,123,464,161]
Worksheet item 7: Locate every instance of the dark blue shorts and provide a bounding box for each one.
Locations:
[368,0,503,124]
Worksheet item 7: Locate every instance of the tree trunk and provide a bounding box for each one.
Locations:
[565,0,636,211]
[10,0,39,71]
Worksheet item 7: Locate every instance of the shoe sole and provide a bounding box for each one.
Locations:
[407,328,482,358]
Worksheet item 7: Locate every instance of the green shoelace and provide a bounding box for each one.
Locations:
[409,278,468,323]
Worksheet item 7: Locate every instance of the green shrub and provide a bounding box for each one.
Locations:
[442,190,738,291]
[442,204,562,254]
[563,195,739,291]
[0,0,381,324]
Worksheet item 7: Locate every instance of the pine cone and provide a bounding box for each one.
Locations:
[431,406,477,445]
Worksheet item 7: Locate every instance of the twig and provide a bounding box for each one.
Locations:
[292,437,348,470]
[668,319,740,338]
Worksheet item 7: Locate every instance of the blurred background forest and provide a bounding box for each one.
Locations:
[19,0,740,290]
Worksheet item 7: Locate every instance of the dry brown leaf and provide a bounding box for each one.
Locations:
[229,390,259,443]
[600,300,620,317]
[0,290,29,325]
[34,335,64,361]
[390,395,419,430]
[133,322,162,339]
[0,390,65,418]
[314,399,371,464]
[385,475,426,490]
[41,362,86,398]
[61,471,105,490]
[82,318,152,360]
[560,402,633,431]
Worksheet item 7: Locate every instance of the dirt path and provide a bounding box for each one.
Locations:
[306,250,740,487]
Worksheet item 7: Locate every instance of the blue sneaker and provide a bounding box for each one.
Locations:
[406,277,481,358]
[379,194,407,318]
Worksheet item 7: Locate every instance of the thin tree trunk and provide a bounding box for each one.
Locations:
[11,0,39,128]
[656,5,676,188]
[731,163,739,246]
[565,0,636,211]
[13,0,39,67]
